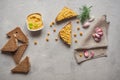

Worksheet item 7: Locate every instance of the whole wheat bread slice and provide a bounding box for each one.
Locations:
[7,27,28,43]
[13,44,28,64]
[1,36,18,52]
[11,56,30,73]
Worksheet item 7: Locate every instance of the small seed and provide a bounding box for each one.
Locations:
[46,38,49,42]
[76,20,80,24]
[34,41,37,45]
[75,40,78,43]
[77,27,80,30]
[55,38,58,41]
[53,28,56,32]
[79,53,83,57]
[73,33,77,37]
[50,24,52,27]
[80,32,83,36]
[47,32,50,36]
[51,22,55,25]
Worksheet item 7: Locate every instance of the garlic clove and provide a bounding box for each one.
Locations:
[95,28,102,33]
[97,32,103,36]
[95,33,101,38]
[83,21,90,28]
[92,33,96,38]
[94,37,101,42]
[84,51,89,58]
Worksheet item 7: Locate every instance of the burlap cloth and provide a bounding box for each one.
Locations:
[74,15,110,64]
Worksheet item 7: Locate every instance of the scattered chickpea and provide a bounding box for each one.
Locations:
[80,32,83,36]
[47,32,50,36]
[51,21,55,25]
[73,33,77,37]
[55,38,58,41]
[79,53,83,57]
[34,41,37,45]
[75,40,78,43]
[77,27,80,31]
[50,24,52,27]
[76,20,80,24]
[53,28,56,32]
[46,38,49,42]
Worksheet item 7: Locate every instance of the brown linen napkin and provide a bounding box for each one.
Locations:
[74,15,110,64]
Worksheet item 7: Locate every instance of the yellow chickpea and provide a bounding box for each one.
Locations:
[80,32,83,36]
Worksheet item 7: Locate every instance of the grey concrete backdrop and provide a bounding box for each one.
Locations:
[0,0,120,80]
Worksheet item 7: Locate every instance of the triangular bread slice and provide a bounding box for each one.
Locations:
[59,22,72,45]
[11,56,30,73]
[13,44,28,64]
[55,7,77,23]
[1,36,18,52]
[7,27,28,43]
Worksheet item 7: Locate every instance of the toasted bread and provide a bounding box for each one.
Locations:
[55,7,77,23]
[11,56,30,73]
[7,27,28,43]
[59,22,72,45]
[1,36,18,52]
[13,44,28,64]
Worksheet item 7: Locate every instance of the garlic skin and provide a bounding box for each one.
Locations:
[88,16,95,22]
[90,51,94,58]
[83,21,90,28]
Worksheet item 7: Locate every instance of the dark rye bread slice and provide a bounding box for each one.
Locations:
[1,36,18,52]
[13,44,28,64]
[7,27,28,43]
[11,56,30,73]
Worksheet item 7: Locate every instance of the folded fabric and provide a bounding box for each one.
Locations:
[74,15,110,64]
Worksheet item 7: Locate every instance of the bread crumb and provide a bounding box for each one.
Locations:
[80,32,83,36]
[73,33,77,37]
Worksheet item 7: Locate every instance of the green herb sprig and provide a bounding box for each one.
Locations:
[77,5,92,24]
